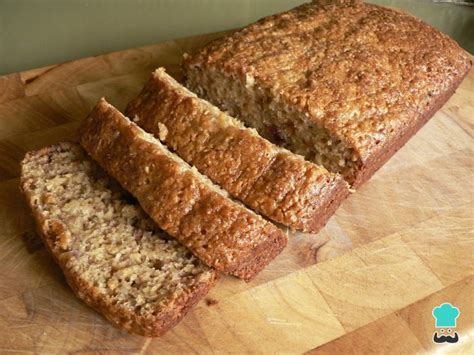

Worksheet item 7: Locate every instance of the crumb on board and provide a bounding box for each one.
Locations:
[205,298,218,306]
[21,230,44,254]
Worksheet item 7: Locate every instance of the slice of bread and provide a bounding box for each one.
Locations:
[183,1,472,187]
[80,99,287,281]
[20,142,218,337]
[126,68,349,233]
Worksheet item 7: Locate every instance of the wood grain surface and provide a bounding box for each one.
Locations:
[0,32,472,354]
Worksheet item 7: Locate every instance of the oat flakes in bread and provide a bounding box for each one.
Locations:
[20,142,218,336]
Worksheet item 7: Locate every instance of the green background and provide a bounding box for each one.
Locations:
[0,0,472,75]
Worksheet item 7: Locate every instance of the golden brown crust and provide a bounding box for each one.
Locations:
[80,100,287,280]
[351,64,472,187]
[63,264,218,337]
[20,142,219,337]
[126,68,349,232]
[184,1,472,186]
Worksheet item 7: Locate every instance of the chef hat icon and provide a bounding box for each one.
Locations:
[432,303,460,328]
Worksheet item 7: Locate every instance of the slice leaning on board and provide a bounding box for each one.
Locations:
[20,142,219,337]
[79,98,288,282]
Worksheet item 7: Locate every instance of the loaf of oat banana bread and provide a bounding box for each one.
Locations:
[20,142,218,336]
[80,98,287,281]
[126,68,348,233]
[183,0,472,187]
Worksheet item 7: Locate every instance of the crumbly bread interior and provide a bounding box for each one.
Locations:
[185,68,361,182]
[21,144,215,322]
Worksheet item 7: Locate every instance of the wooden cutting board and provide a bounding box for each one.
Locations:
[0,32,472,354]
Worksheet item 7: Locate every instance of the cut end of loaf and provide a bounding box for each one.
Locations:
[184,66,363,184]
[183,1,472,187]
[20,142,218,336]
